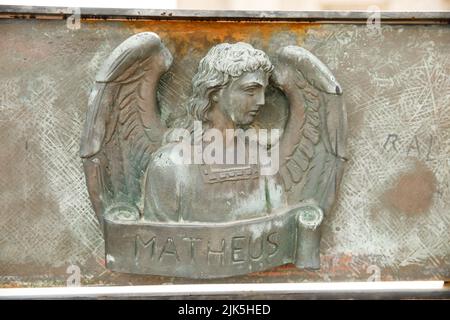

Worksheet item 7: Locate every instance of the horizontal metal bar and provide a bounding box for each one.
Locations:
[0,5,449,23]
[0,281,448,299]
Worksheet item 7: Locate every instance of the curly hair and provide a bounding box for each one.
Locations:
[165,42,273,143]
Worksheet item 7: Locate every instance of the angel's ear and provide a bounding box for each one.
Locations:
[208,88,222,103]
[207,87,223,104]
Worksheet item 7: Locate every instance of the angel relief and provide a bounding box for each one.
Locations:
[80,32,347,278]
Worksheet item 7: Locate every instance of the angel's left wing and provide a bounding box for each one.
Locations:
[272,46,347,213]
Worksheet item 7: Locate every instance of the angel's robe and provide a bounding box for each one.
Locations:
[143,142,287,222]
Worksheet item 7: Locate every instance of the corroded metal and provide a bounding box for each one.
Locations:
[79,32,346,278]
[0,7,449,286]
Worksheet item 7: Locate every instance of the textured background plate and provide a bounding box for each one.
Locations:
[0,11,449,286]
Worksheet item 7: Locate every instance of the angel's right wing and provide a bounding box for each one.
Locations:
[80,32,173,227]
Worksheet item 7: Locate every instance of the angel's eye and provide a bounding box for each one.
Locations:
[244,87,256,95]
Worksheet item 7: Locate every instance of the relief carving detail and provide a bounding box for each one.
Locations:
[80,32,347,278]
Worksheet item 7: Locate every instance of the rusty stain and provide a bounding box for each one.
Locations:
[383,161,437,216]
[82,20,319,58]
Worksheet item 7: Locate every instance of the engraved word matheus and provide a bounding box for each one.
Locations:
[80,32,347,278]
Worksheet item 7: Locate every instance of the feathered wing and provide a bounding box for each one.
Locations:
[273,46,347,213]
[80,32,173,227]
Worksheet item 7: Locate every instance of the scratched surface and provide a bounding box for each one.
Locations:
[0,19,449,287]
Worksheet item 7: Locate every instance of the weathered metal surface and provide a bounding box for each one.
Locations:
[0,9,449,286]
[79,31,346,278]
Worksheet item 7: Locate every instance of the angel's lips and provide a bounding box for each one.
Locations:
[248,109,260,116]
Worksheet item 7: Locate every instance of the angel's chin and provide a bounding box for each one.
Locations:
[232,114,257,127]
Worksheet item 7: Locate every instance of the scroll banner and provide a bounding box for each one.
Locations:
[104,205,323,278]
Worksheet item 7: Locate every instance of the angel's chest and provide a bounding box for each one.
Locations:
[184,164,286,221]
[200,164,259,184]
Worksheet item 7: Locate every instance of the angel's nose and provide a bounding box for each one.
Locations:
[256,90,265,106]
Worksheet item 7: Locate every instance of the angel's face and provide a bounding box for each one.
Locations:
[216,69,269,126]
